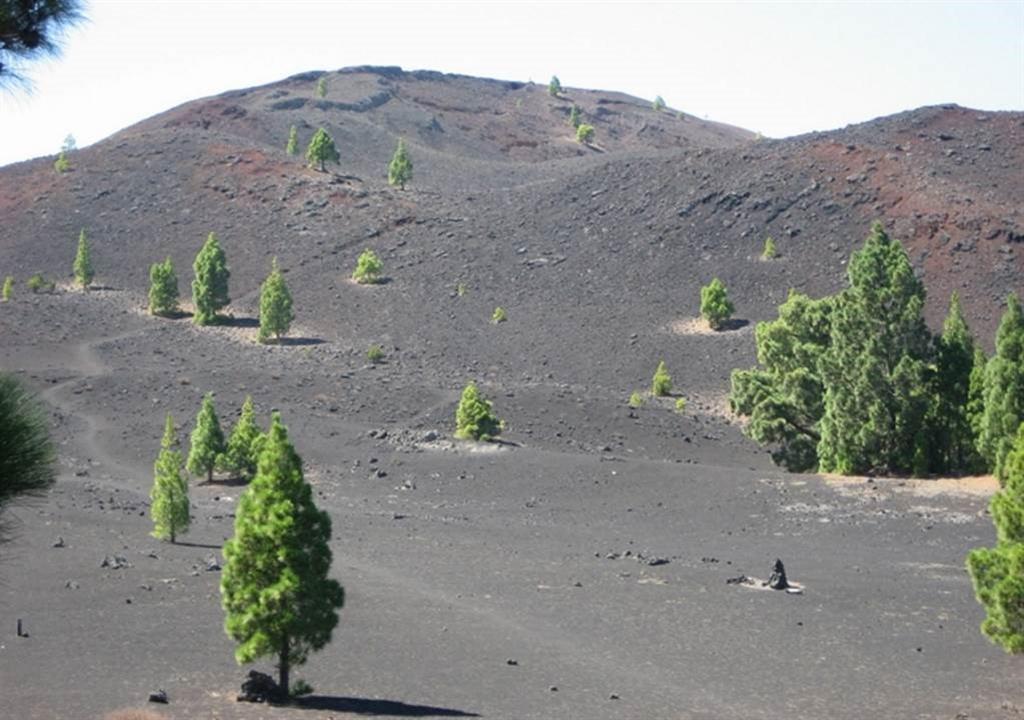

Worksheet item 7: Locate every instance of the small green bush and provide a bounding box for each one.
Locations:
[455,382,502,441]
[2,276,12,301]
[568,105,581,128]
[548,75,562,97]
[628,391,645,409]
[653,95,666,111]
[456,282,467,297]
[675,397,687,413]
[576,124,595,144]
[53,151,69,174]
[27,274,54,293]
[700,277,734,330]
[651,361,672,397]
[352,249,382,284]
[367,344,385,364]
[761,236,777,260]
[491,306,507,324]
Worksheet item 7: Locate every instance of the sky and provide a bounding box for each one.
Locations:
[1,0,1021,167]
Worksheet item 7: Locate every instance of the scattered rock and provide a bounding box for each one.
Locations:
[205,557,222,572]
[237,669,285,704]
[506,658,518,666]
[100,555,131,569]
[148,690,169,704]
[52,536,65,548]
[767,558,789,590]
[64,580,79,590]
[726,574,751,585]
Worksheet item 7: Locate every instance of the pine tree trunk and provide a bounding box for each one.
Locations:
[207,466,213,483]
[279,635,290,698]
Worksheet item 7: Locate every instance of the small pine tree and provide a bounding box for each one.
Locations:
[652,361,672,397]
[316,76,327,98]
[220,396,262,480]
[568,105,581,129]
[150,414,190,543]
[221,412,345,696]
[148,257,179,317]
[548,75,562,97]
[491,306,507,324]
[628,391,645,408]
[286,125,298,156]
[675,397,688,413]
[700,277,734,330]
[387,138,413,190]
[187,393,225,483]
[53,151,69,173]
[653,95,666,111]
[576,123,595,144]
[73,228,94,289]
[352,248,382,284]
[455,382,502,441]
[967,422,1024,653]
[258,258,294,344]
[192,232,230,325]
[2,276,12,301]
[306,128,340,172]
[762,237,778,260]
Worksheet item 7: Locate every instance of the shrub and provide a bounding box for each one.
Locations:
[491,306,507,324]
[367,344,384,364]
[548,75,561,97]
[148,257,179,316]
[26,274,54,293]
[456,282,467,297]
[568,105,581,128]
[628,391,645,408]
[352,248,382,284]
[700,277,734,330]
[653,95,666,111]
[761,236,777,260]
[651,361,672,396]
[53,151,69,173]
[576,124,595,144]
[675,397,688,413]
[2,276,12,301]
[455,382,502,441]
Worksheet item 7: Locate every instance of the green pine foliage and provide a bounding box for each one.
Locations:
[675,397,688,413]
[258,258,294,344]
[316,76,327,98]
[967,422,1024,652]
[186,393,225,483]
[930,292,983,473]
[979,294,1024,482]
[2,276,12,301]
[286,125,298,155]
[53,151,69,173]
[628,391,645,409]
[761,236,778,260]
[73,228,93,289]
[576,123,595,144]
[568,105,581,128]
[700,277,734,330]
[150,414,190,543]
[651,361,672,397]
[148,257,179,317]
[387,138,413,189]
[220,413,344,696]
[967,346,989,449]
[352,248,382,284]
[816,222,932,476]
[219,396,262,480]
[653,95,666,111]
[730,290,832,471]
[491,306,507,324]
[454,382,502,441]
[191,232,230,325]
[0,373,56,512]
[548,75,561,96]
[366,344,384,364]
[26,273,53,293]
[306,128,339,172]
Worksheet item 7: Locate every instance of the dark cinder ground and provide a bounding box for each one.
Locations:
[1,67,1023,719]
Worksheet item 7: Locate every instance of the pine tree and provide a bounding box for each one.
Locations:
[192,232,230,325]
[548,75,561,97]
[316,76,327,98]
[352,248,382,284]
[221,413,345,696]
[730,290,831,471]
[653,95,666,111]
[148,257,179,317]
[258,258,294,344]
[576,123,594,144]
[651,361,672,397]
[387,138,413,190]
[73,228,93,289]
[931,292,981,473]
[967,422,1024,653]
[2,276,12,301]
[150,414,190,543]
[979,294,1024,481]
[761,236,778,260]
[817,222,932,475]
[0,373,56,512]
[305,128,339,172]
[53,151,69,173]
[286,125,298,156]
[568,105,581,129]
[700,277,734,330]
[455,382,502,441]
[187,393,225,483]
[220,396,262,480]
[967,346,989,452]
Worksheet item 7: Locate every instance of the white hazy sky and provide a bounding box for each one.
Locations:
[1,0,1022,167]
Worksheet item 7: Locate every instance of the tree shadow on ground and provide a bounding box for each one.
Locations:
[297,695,480,717]
[153,309,193,320]
[220,315,259,328]
[716,318,750,332]
[276,337,327,347]
[173,540,222,549]
[198,474,250,487]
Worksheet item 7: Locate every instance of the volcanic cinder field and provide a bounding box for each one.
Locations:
[1,67,1023,719]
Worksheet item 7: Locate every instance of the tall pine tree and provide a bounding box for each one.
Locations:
[73,228,93,289]
[929,292,981,473]
[979,294,1024,482]
[187,393,225,482]
[220,413,344,696]
[258,258,294,344]
[285,125,298,156]
[817,222,932,475]
[192,232,230,325]
[150,414,190,543]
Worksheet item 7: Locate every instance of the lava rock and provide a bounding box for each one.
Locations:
[767,558,789,590]
[148,690,169,704]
